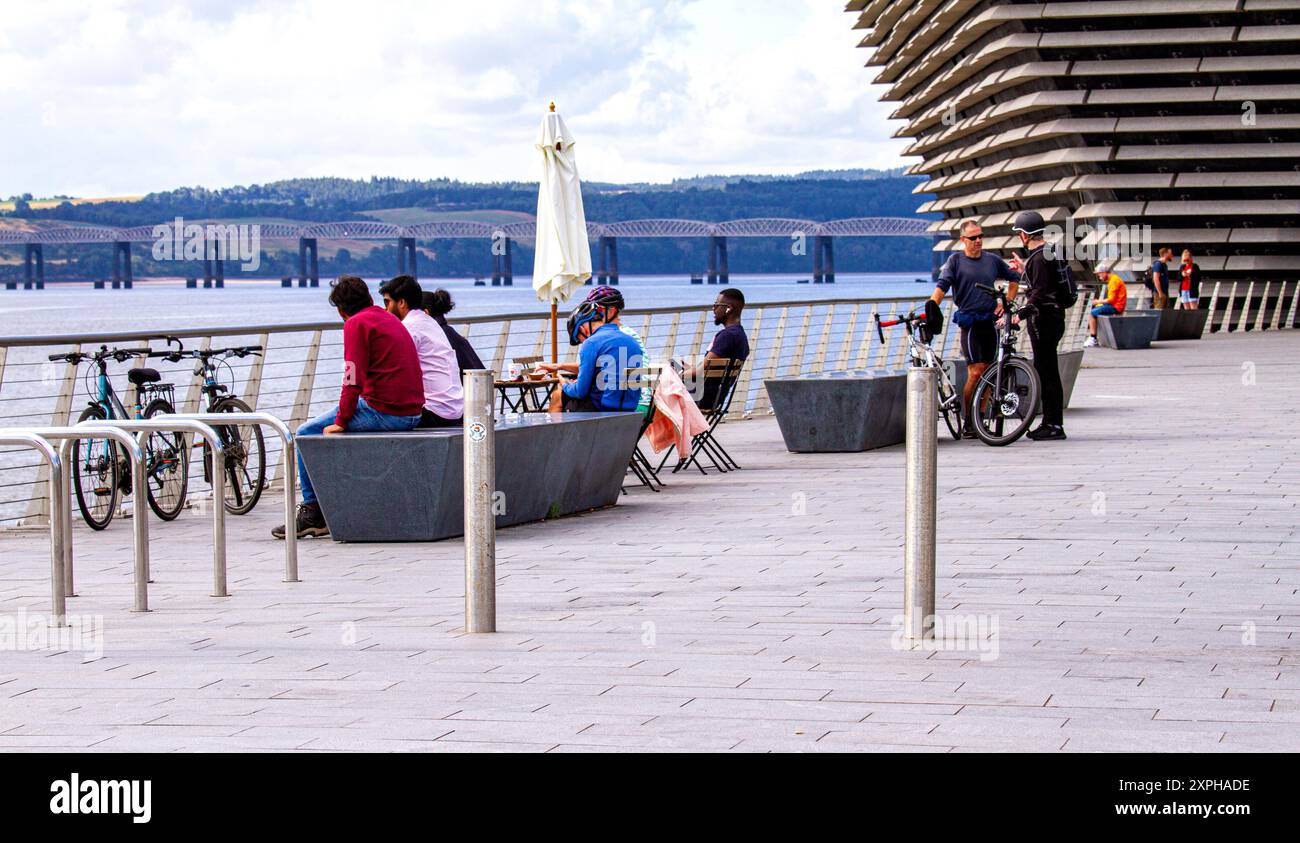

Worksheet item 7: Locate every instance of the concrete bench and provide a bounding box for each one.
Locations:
[1097,314,1160,349]
[297,412,643,542]
[952,348,1085,410]
[765,369,907,453]
[1129,308,1209,341]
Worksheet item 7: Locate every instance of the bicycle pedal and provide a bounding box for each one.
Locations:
[93,485,112,497]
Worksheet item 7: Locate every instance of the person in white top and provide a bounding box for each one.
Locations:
[379,275,464,427]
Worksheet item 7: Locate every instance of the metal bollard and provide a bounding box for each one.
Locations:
[463,370,497,634]
[903,366,937,642]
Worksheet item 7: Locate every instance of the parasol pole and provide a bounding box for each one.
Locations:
[551,301,558,365]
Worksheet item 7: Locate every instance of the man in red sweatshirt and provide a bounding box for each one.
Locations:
[274,276,425,539]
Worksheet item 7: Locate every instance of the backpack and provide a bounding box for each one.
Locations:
[1055,258,1079,308]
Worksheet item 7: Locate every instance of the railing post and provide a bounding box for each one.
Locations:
[837,304,859,371]
[903,366,937,643]
[491,320,512,375]
[182,337,213,413]
[661,313,682,363]
[1203,281,1221,336]
[0,345,7,395]
[1270,282,1288,331]
[288,331,323,431]
[939,300,957,356]
[689,310,708,360]
[242,332,271,409]
[857,306,878,369]
[787,305,813,377]
[463,370,496,634]
[813,304,835,374]
[1240,282,1255,332]
[728,307,761,420]
[1254,282,1271,332]
[1289,281,1300,329]
[756,306,788,415]
[1220,282,1238,333]
[20,346,79,527]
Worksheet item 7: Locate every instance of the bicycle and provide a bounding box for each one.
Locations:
[875,305,964,440]
[969,284,1042,446]
[48,345,189,529]
[155,337,267,515]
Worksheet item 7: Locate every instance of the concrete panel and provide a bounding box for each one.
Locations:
[1131,308,1210,341]
[765,370,908,453]
[298,412,643,543]
[1098,314,1161,349]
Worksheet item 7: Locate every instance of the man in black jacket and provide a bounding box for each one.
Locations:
[1005,210,1068,441]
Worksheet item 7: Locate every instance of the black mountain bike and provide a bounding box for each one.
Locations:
[155,338,267,515]
[970,284,1042,446]
[49,345,189,529]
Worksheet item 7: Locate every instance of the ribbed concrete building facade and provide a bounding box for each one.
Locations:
[847,0,1300,306]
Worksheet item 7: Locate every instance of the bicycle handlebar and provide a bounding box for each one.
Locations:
[50,347,151,363]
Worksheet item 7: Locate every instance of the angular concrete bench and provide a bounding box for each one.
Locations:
[765,369,907,452]
[1097,314,1160,349]
[1129,308,1209,341]
[952,348,1084,410]
[297,412,643,542]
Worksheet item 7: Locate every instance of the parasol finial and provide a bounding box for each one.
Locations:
[549,101,556,112]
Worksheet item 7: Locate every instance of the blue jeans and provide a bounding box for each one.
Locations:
[296,398,421,504]
[1091,304,1118,317]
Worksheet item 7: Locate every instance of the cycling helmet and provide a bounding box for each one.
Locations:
[1011,210,1046,236]
[567,301,603,346]
[586,285,624,310]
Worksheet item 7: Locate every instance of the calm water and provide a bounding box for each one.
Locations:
[0,273,934,338]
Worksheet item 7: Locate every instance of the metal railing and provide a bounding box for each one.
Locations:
[1,283,1295,527]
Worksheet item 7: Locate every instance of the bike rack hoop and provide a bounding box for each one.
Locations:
[0,431,65,627]
[2,425,150,612]
[79,418,230,598]
[163,411,299,584]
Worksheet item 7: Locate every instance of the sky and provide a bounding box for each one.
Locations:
[0,0,910,197]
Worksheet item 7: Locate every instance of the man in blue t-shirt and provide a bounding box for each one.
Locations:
[930,219,1021,436]
[549,287,643,412]
[1149,247,1172,310]
[681,288,749,386]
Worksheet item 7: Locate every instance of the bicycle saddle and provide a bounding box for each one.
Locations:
[128,367,162,385]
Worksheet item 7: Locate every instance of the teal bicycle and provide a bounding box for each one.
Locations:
[48,345,190,529]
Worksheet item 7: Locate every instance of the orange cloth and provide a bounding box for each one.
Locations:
[646,367,710,456]
[1105,273,1127,313]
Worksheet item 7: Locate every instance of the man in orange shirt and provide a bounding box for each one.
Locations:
[1083,268,1128,348]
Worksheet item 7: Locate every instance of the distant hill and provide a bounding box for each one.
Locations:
[0,172,936,279]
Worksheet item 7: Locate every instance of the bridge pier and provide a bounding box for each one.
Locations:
[298,238,319,288]
[24,244,45,289]
[595,236,619,286]
[397,237,418,279]
[813,236,835,284]
[111,241,133,289]
[707,236,729,285]
[491,238,514,287]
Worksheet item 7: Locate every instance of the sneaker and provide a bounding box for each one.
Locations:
[962,426,979,440]
[272,502,330,539]
[1082,336,1099,348]
[1027,424,1067,441]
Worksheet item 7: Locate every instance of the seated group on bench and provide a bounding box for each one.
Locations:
[275,275,468,539]
[275,277,752,540]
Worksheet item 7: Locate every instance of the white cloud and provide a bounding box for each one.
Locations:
[0,0,910,197]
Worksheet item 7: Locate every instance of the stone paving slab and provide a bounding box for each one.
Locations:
[1,330,1297,752]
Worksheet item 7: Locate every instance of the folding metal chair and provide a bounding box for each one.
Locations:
[623,366,665,492]
[657,358,744,476]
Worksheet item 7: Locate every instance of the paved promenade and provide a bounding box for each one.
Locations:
[1,329,1297,752]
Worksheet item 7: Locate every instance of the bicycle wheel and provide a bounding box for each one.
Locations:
[936,361,963,441]
[210,397,266,515]
[143,399,189,521]
[971,358,1041,447]
[72,404,120,531]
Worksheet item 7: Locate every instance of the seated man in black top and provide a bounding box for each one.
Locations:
[679,288,749,406]
[422,289,485,375]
